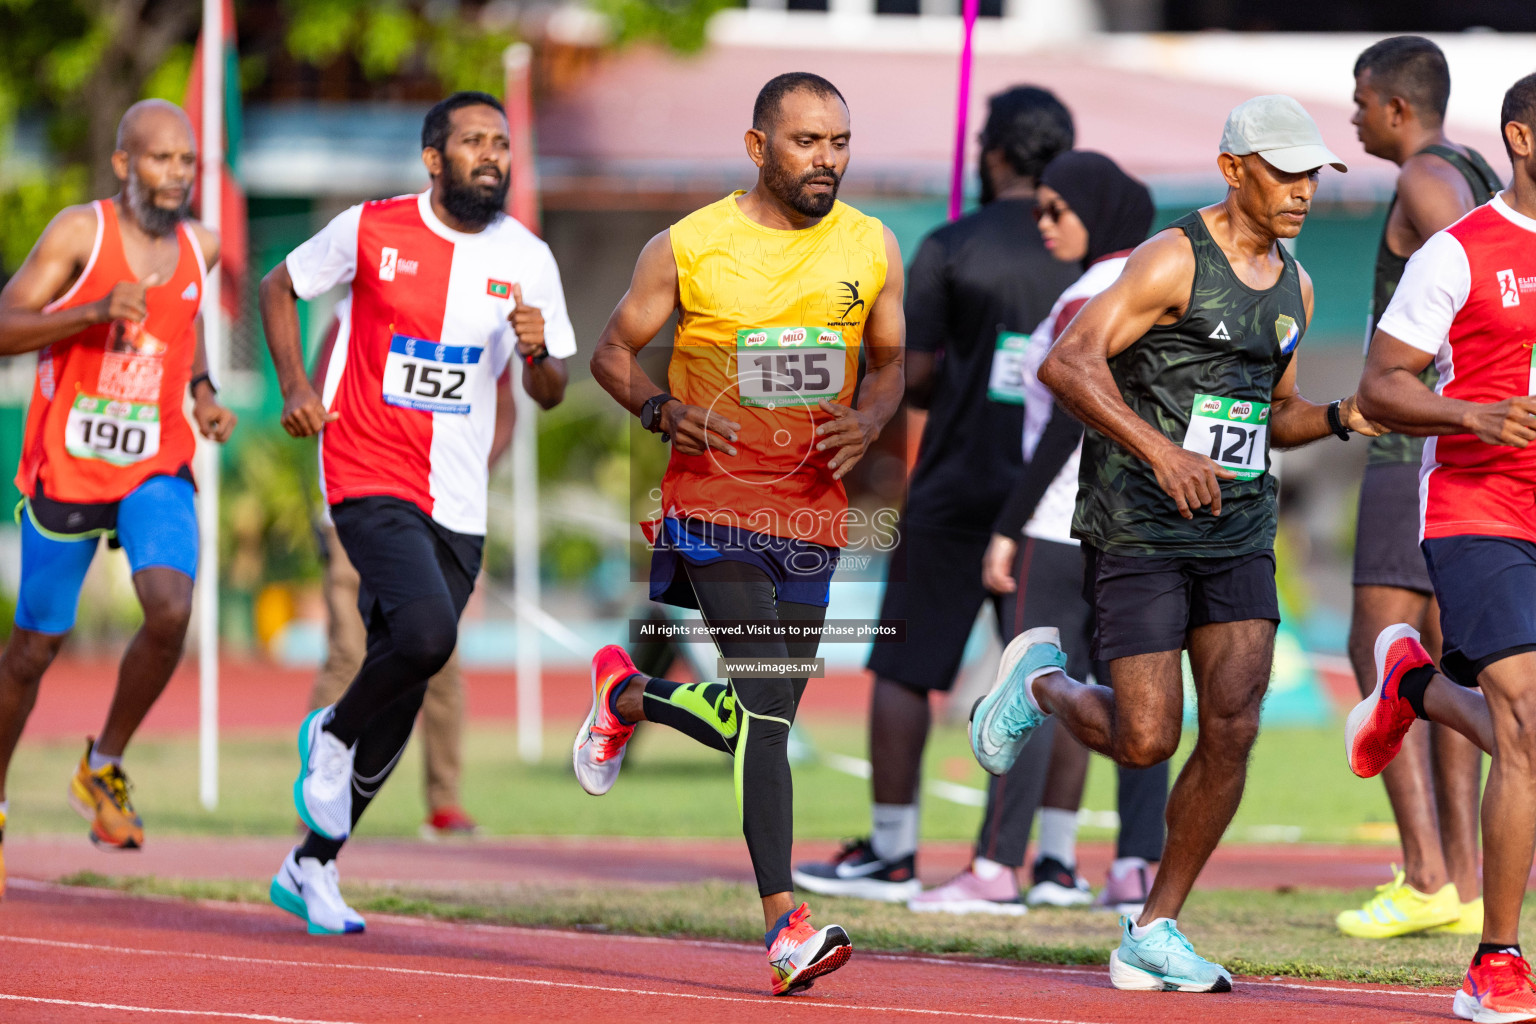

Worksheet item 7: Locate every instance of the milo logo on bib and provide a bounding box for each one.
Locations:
[735,326,846,409]
[1181,392,1271,482]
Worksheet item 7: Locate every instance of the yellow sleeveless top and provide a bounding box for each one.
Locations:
[662,192,888,548]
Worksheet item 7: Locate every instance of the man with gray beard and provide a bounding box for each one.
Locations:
[0,99,234,893]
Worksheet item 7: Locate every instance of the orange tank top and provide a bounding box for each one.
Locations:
[661,195,888,548]
[15,199,207,506]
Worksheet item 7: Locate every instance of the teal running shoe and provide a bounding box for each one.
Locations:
[1109,917,1233,992]
[969,627,1066,775]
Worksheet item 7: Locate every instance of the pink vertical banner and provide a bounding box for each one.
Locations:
[948,0,980,221]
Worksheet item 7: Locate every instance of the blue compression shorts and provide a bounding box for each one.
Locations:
[16,474,198,635]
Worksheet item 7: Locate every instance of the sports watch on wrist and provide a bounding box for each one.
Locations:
[640,393,678,437]
[1326,399,1351,441]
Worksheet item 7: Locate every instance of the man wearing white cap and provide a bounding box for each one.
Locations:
[967,95,1380,992]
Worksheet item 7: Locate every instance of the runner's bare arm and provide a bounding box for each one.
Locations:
[1039,230,1239,519]
[1359,330,1536,446]
[590,229,739,457]
[488,370,515,468]
[816,226,905,480]
[1396,153,1479,244]
[0,205,161,354]
[1270,266,1381,446]
[190,317,237,443]
[259,260,336,438]
[508,282,567,409]
[189,221,222,272]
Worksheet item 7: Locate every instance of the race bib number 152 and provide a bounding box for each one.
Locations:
[1181,393,1270,481]
[382,334,483,415]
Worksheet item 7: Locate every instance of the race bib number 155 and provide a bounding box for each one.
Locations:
[382,334,483,415]
[1182,393,1270,481]
[735,327,846,409]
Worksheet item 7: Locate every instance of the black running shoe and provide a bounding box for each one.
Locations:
[1026,855,1092,907]
[792,838,922,902]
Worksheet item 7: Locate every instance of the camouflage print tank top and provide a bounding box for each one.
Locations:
[1365,144,1501,465]
[1072,209,1306,558]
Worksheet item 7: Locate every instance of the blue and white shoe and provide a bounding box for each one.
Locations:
[969,627,1067,776]
[294,707,354,841]
[269,847,365,935]
[1109,917,1232,992]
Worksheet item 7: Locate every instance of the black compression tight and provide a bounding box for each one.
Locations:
[638,559,824,897]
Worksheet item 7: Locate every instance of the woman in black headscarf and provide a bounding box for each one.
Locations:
[933,150,1165,915]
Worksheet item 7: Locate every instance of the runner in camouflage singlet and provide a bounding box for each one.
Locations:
[1073,209,1306,558]
[969,98,1379,992]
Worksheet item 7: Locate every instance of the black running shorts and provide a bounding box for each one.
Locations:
[865,520,1000,692]
[1352,462,1432,593]
[1083,546,1280,661]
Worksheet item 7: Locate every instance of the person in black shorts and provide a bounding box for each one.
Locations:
[909,152,1168,917]
[969,95,1378,991]
[1337,36,1499,940]
[792,85,1079,902]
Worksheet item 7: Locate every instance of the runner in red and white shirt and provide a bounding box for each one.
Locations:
[258,91,573,936]
[1348,73,1536,1023]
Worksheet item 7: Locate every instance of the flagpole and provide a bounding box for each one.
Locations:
[503,42,542,763]
[196,0,223,810]
[947,0,979,221]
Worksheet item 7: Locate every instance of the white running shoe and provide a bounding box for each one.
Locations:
[294,707,354,841]
[269,848,365,935]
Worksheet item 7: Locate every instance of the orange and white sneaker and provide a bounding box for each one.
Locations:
[767,902,852,996]
[573,646,640,796]
[67,739,143,849]
[0,806,7,900]
[1346,624,1433,779]
[1454,950,1536,1022]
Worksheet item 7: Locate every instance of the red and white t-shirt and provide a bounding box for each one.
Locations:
[1377,195,1536,542]
[287,191,576,536]
[1019,253,1130,545]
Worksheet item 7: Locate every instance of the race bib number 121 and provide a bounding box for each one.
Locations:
[1182,393,1269,481]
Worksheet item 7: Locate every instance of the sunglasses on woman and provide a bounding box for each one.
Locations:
[1033,199,1070,224]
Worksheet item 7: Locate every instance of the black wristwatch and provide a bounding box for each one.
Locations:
[190,372,217,398]
[1326,399,1351,441]
[640,393,678,437]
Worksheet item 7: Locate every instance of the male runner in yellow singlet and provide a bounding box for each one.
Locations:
[580,72,905,995]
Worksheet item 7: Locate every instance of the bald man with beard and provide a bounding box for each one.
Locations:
[0,99,233,893]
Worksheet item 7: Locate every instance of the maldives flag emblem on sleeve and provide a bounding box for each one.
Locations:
[487,279,511,298]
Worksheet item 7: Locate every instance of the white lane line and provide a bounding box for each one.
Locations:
[0,934,1101,1024]
[0,994,361,1024]
[13,880,1455,1002]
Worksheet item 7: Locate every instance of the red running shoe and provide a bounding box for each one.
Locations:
[1346,623,1432,779]
[573,646,639,795]
[767,902,852,996]
[420,806,480,841]
[1453,950,1536,1022]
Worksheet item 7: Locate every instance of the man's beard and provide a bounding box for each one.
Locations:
[127,172,190,237]
[439,159,510,229]
[763,153,841,218]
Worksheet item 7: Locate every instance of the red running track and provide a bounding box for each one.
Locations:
[0,879,1455,1024]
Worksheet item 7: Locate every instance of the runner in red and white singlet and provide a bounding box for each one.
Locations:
[259,92,572,936]
[1351,73,1536,1023]
[0,101,233,884]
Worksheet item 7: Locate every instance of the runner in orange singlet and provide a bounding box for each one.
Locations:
[0,101,234,894]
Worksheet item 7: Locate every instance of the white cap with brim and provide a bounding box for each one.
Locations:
[1220,94,1348,174]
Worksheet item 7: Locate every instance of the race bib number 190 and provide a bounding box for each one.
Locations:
[1182,393,1270,481]
[65,394,161,465]
[735,327,846,408]
[382,334,483,415]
